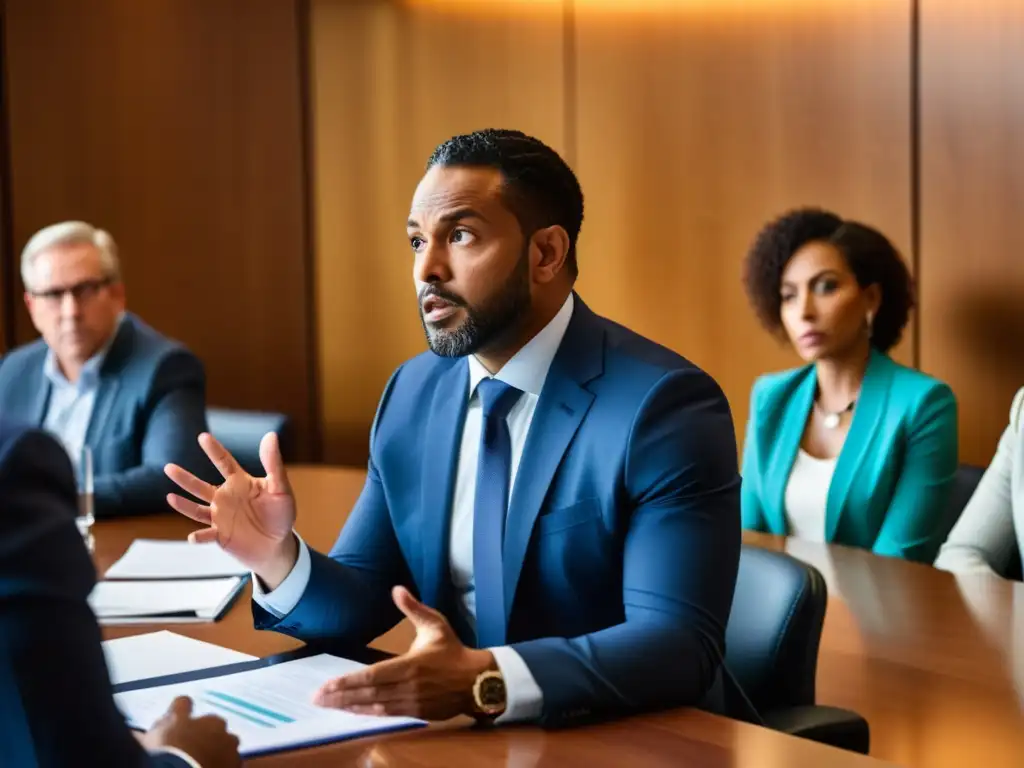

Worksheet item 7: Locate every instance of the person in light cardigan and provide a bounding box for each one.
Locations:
[935,388,1024,578]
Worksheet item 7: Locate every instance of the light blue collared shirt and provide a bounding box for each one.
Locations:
[253,294,577,723]
[42,316,123,474]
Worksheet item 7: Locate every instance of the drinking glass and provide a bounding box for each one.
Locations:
[76,445,95,552]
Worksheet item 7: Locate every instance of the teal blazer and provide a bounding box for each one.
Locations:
[741,350,959,563]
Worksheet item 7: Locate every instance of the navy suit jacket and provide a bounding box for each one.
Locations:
[0,424,188,767]
[255,297,742,726]
[0,313,212,517]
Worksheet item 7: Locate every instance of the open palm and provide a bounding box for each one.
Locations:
[164,432,296,570]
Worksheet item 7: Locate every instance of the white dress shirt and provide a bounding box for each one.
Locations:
[41,317,122,473]
[783,449,837,542]
[253,294,576,723]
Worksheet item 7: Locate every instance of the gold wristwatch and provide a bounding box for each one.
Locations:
[472,669,507,718]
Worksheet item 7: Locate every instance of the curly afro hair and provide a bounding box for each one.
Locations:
[742,207,915,353]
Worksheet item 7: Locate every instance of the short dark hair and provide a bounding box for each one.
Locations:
[742,207,915,353]
[426,129,584,280]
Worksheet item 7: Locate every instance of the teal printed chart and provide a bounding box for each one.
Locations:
[202,690,297,728]
[113,653,424,756]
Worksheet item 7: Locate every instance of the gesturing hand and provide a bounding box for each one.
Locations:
[164,432,298,587]
[312,586,497,720]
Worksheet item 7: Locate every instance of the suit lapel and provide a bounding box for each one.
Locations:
[825,349,891,541]
[764,369,816,534]
[84,378,120,446]
[84,319,133,446]
[502,300,602,620]
[29,365,51,427]
[418,360,469,612]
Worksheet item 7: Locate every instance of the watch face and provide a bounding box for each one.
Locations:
[475,672,507,715]
[479,676,506,706]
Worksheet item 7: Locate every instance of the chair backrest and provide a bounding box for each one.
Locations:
[948,463,985,522]
[724,546,827,715]
[206,407,293,477]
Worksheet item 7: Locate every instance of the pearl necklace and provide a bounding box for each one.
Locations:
[816,399,856,429]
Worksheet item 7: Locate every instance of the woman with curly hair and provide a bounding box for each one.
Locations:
[740,207,959,563]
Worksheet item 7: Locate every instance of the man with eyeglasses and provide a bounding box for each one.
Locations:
[0,221,212,517]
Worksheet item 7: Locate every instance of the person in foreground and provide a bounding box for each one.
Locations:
[935,387,1024,578]
[740,208,959,563]
[0,221,212,517]
[0,423,239,767]
[166,129,742,726]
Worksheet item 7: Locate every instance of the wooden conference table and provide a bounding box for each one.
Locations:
[96,466,1024,767]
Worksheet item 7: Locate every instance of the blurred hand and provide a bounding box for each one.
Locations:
[140,696,241,767]
[164,431,298,589]
[312,586,497,720]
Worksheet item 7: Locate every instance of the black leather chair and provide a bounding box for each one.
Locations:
[206,407,293,477]
[723,545,870,753]
[948,463,1022,581]
[948,463,985,522]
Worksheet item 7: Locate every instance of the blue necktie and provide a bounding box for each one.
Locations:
[473,378,523,648]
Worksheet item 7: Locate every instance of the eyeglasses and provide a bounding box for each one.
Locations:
[29,277,112,305]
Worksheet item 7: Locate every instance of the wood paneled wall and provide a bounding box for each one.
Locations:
[572,0,913,441]
[308,0,567,465]
[2,0,318,459]
[308,0,912,460]
[919,0,1024,465]
[1,0,1020,467]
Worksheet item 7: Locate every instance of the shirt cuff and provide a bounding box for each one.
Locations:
[489,646,543,723]
[153,746,202,768]
[250,533,311,618]
[934,548,998,576]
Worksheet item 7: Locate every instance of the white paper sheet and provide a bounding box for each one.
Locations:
[114,654,424,756]
[102,631,257,686]
[89,577,245,623]
[105,539,248,580]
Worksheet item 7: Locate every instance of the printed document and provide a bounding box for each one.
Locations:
[105,539,248,579]
[103,631,256,685]
[114,654,424,756]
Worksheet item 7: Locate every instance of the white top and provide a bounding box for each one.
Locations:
[253,293,577,723]
[41,314,123,473]
[784,449,838,542]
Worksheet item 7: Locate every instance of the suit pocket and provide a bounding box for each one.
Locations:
[536,497,602,536]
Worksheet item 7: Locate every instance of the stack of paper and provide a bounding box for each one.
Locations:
[89,577,246,624]
[105,539,248,579]
[103,631,257,685]
[114,653,425,757]
[93,539,250,624]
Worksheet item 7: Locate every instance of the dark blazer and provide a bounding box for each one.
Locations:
[254,296,743,727]
[0,423,189,767]
[0,313,212,517]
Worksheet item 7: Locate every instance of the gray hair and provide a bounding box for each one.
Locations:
[20,221,121,291]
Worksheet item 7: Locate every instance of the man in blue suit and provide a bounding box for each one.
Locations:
[0,423,240,766]
[0,221,212,517]
[167,130,742,727]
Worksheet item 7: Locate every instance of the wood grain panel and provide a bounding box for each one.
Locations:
[0,5,10,353]
[573,0,913,450]
[309,0,566,464]
[2,0,317,458]
[919,0,1024,465]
